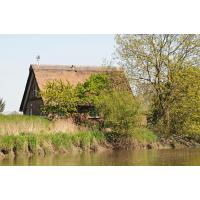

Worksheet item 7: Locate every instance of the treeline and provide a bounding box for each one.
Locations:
[116,34,200,137]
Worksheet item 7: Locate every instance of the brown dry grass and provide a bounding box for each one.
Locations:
[51,118,90,134]
[0,114,89,135]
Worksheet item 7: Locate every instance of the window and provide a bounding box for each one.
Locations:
[88,107,99,119]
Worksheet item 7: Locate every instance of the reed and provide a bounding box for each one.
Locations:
[0,115,51,135]
[0,131,106,156]
[0,115,86,135]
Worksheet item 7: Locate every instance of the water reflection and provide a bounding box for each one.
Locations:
[1,148,200,166]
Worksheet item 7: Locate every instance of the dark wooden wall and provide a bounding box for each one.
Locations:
[24,76,44,115]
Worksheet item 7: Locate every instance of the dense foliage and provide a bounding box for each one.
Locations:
[76,73,110,105]
[116,34,200,136]
[166,67,200,136]
[41,74,111,118]
[41,72,146,137]
[40,70,158,145]
[95,90,141,135]
[41,80,79,118]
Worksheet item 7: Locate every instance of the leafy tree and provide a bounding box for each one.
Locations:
[0,98,5,113]
[116,34,200,134]
[41,80,79,118]
[166,67,200,136]
[76,73,110,105]
[95,90,141,135]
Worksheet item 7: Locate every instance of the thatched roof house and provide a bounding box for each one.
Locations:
[19,64,130,115]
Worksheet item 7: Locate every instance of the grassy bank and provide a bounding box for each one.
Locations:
[0,114,164,156]
[0,131,109,158]
[104,128,158,150]
[0,114,86,135]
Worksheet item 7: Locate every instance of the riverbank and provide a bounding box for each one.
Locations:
[0,131,111,160]
[1,115,200,160]
[104,131,200,151]
[1,131,200,160]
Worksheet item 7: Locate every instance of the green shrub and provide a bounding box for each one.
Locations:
[76,73,110,105]
[95,91,141,136]
[41,80,79,118]
[131,128,157,143]
[0,135,15,150]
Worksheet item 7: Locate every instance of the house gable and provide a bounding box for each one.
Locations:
[19,66,43,114]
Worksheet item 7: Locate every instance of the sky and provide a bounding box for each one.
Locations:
[0,34,115,112]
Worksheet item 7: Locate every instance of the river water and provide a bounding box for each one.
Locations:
[1,148,200,166]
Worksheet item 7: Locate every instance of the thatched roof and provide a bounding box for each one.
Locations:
[19,64,129,112]
[32,64,124,90]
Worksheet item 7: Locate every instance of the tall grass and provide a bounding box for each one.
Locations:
[131,128,157,143]
[0,115,85,135]
[0,131,106,156]
[0,114,157,153]
[0,115,51,135]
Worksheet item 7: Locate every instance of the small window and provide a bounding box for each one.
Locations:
[88,107,99,119]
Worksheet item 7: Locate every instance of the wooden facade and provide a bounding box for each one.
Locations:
[20,66,43,115]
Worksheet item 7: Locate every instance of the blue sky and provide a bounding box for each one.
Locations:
[0,34,115,112]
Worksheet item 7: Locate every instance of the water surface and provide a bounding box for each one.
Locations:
[1,148,200,166]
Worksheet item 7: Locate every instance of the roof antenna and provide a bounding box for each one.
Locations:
[36,55,40,65]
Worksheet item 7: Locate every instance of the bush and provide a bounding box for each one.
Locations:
[41,80,79,118]
[41,74,111,119]
[131,128,157,143]
[95,90,141,136]
[76,73,110,105]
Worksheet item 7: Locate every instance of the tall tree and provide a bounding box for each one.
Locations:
[115,34,200,132]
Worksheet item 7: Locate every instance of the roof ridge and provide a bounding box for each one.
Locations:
[31,64,123,71]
